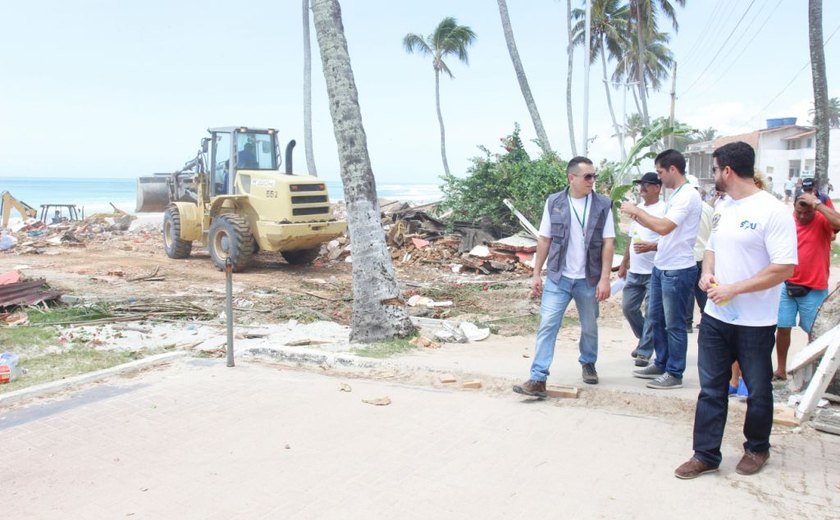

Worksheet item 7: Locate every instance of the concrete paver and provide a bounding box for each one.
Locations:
[1,358,838,519]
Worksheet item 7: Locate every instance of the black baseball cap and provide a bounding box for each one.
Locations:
[633,172,662,185]
[801,177,816,190]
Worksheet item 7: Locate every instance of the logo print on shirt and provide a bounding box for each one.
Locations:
[711,212,721,232]
[740,220,757,230]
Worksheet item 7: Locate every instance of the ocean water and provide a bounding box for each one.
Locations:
[0,176,443,216]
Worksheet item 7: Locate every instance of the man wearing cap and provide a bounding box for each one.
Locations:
[685,174,714,332]
[617,172,664,367]
[797,177,834,209]
[773,190,840,380]
[620,149,702,390]
[513,156,615,396]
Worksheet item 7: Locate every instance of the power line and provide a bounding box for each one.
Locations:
[734,21,840,131]
[686,0,782,101]
[680,0,757,97]
[680,0,725,65]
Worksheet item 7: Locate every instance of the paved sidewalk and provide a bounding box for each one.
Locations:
[1,358,838,519]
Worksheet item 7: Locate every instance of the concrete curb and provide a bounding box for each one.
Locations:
[0,351,187,406]
[243,346,383,370]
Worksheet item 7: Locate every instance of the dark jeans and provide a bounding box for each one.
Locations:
[693,313,776,467]
[685,260,707,328]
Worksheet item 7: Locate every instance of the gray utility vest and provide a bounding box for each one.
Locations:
[545,188,612,287]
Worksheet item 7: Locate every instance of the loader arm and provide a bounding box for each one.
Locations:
[1,191,38,228]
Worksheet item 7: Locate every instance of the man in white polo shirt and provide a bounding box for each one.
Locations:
[620,149,702,389]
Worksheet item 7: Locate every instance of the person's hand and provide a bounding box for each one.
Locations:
[531,275,544,299]
[619,202,637,217]
[796,192,820,208]
[699,273,717,292]
[707,282,737,305]
[596,278,610,302]
[633,240,656,254]
[617,264,627,279]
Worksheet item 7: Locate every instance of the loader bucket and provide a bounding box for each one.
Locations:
[136,176,170,213]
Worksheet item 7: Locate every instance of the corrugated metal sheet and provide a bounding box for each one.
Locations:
[0,279,62,307]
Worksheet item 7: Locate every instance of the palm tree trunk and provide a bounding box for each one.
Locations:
[497,0,552,154]
[311,0,415,342]
[632,1,650,125]
[302,0,317,176]
[632,87,642,119]
[810,0,830,188]
[435,68,451,176]
[566,0,578,156]
[600,39,625,161]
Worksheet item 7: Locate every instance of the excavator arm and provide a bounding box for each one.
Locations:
[1,191,37,228]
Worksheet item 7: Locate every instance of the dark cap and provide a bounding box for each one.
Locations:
[801,177,816,190]
[633,172,662,186]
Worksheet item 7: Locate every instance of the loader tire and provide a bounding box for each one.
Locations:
[163,205,192,259]
[209,214,254,272]
[281,247,321,265]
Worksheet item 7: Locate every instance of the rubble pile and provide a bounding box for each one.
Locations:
[0,208,139,254]
[327,199,538,275]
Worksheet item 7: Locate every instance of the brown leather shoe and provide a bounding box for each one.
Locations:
[512,379,546,398]
[735,450,769,475]
[674,457,719,480]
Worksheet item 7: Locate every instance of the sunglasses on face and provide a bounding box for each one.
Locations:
[575,173,597,181]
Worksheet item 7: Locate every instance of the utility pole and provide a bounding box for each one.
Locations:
[582,0,591,155]
[668,62,677,149]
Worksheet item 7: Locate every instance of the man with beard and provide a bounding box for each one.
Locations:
[675,141,797,479]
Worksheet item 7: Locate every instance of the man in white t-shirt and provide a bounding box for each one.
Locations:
[617,172,665,367]
[685,174,714,332]
[513,157,616,397]
[674,141,797,480]
[620,149,702,390]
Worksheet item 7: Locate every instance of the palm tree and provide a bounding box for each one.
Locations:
[695,127,718,142]
[311,0,415,342]
[497,0,551,154]
[809,0,830,188]
[628,0,685,125]
[572,0,631,160]
[565,0,578,156]
[403,18,476,176]
[624,112,646,146]
[612,26,674,113]
[302,0,317,176]
[810,97,840,128]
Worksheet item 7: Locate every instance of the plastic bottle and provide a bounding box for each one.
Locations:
[0,352,21,384]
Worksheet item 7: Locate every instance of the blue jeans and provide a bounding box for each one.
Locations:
[693,313,776,467]
[685,260,707,328]
[622,272,654,359]
[530,276,599,381]
[648,265,697,379]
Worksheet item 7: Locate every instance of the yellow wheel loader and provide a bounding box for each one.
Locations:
[136,127,346,271]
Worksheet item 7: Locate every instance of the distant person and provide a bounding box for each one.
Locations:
[773,190,840,380]
[675,141,797,480]
[51,210,61,224]
[512,156,615,396]
[620,149,702,390]
[784,177,795,204]
[617,172,664,367]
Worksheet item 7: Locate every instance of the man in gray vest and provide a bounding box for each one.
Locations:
[513,156,616,396]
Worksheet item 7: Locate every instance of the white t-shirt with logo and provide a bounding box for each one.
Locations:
[538,193,616,279]
[654,182,702,270]
[629,200,665,275]
[705,190,797,326]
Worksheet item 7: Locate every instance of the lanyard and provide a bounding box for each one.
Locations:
[666,181,687,211]
[569,192,589,237]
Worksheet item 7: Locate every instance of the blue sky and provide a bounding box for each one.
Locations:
[1,0,838,184]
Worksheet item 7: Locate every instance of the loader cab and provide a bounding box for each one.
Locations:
[208,127,280,196]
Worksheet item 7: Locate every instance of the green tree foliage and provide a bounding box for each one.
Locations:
[438,126,566,231]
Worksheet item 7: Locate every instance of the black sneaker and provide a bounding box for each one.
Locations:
[582,363,599,385]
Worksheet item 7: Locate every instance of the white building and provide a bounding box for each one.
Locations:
[686,119,840,197]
